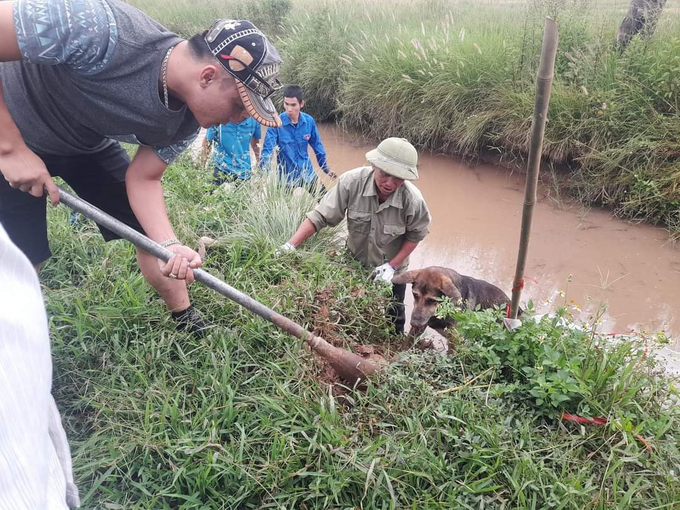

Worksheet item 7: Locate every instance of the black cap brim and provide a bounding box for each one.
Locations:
[237,81,281,127]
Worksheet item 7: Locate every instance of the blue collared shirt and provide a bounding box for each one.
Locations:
[260,111,329,184]
[206,119,261,180]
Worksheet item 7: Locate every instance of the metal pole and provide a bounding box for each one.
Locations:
[509,17,559,319]
[58,187,377,384]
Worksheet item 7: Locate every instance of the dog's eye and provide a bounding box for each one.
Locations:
[427,299,437,305]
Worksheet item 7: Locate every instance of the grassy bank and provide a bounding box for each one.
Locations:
[125,0,680,239]
[45,159,679,508]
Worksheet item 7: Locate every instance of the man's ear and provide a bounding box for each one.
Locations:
[300,99,305,109]
[440,276,462,301]
[199,65,219,88]
[392,269,420,285]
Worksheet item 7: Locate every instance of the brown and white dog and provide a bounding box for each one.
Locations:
[392,266,512,337]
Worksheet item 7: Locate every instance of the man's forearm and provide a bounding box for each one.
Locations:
[0,2,24,154]
[125,147,176,243]
[251,140,261,164]
[288,218,317,247]
[316,151,329,173]
[389,240,419,269]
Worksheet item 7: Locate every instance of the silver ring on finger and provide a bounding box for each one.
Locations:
[169,273,178,279]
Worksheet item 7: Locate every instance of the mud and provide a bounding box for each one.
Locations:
[308,283,393,390]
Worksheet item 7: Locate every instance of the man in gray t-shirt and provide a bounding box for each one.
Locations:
[0,0,284,336]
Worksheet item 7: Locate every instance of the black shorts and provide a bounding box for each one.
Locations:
[0,143,144,265]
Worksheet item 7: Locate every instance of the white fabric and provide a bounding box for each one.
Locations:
[0,224,80,509]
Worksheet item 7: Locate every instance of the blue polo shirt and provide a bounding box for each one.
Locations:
[260,111,330,184]
[206,118,261,180]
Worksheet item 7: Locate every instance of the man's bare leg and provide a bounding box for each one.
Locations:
[136,247,207,335]
[136,247,190,311]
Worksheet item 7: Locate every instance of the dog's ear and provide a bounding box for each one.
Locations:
[392,269,420,285]
[440,276,462,301]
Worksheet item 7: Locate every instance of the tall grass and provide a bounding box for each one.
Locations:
[280,0,680,237]
[121,0,680,235]
[45,157,679,508]
[123,0,292,36]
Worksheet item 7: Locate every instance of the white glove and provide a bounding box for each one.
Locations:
[275,242,296,257]
[372,262,396,284]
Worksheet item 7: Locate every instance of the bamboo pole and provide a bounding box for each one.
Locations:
[509,18,559,321]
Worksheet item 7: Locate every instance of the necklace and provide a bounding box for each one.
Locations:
[161,45,175,109]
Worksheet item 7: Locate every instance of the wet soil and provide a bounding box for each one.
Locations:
[307,283,406,390]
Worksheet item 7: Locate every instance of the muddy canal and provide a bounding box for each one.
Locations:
[317,124,680,353]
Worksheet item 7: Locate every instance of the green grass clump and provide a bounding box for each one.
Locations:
[44,157,678,508]
[123,0,292,37]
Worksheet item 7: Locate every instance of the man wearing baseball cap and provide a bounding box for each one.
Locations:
[280,138,432,334]
[0,0,283,337]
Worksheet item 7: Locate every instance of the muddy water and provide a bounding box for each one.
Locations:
[316,124,680,354]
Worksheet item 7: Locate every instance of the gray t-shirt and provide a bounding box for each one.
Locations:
[0,0,200,164]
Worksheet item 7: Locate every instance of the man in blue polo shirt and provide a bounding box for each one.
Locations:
[202,118,261,184]
[260,85,336,189]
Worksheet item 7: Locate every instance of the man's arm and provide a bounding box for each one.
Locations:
[284,175,349,249]
[125,146,202,280]
[287,219,317,248]
[259,127,278,171]
[0,0,114,204]
[250,138,261,166]
[0,2,21,61]
[0,2,59,204]
[308,119,333,176]
[388,240,419,269]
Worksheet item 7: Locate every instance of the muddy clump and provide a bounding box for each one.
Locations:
[308,284,409,392]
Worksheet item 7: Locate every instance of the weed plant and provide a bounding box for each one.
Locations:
[44,158,678,508]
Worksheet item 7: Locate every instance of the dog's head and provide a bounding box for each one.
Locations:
[392,267,462,335]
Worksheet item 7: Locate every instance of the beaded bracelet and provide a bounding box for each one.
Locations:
[160,238,181,248]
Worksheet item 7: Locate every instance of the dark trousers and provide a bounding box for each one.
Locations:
[0,143,141,264]
[388,283,407,334]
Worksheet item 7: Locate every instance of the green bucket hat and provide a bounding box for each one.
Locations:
[366,137,419,181]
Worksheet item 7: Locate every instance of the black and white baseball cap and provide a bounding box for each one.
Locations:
[205,19,283,127]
